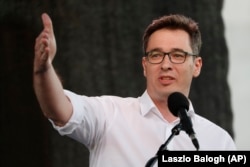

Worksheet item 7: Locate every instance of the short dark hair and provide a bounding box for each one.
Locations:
[143,14,202,55]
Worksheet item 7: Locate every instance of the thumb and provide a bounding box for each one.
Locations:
[41,13,54,34]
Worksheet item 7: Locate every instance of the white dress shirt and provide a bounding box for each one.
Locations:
[50,90,236,167]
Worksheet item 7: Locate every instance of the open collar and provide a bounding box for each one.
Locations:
[139,90,195,119]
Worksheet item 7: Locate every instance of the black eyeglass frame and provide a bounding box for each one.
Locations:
[145,50,198,64]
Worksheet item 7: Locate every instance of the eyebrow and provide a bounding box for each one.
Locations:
[146,47,186,53]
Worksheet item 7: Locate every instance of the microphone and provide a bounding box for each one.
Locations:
[168,92,199,150]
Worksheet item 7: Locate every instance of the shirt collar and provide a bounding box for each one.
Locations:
[139,91,156,116]
[139,90,195,118]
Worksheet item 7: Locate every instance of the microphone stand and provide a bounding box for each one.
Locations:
[145,123,182,167]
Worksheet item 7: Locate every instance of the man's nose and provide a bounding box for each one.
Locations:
[161,55,173,70]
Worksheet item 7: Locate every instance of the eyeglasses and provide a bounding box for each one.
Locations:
[145,50,197,64]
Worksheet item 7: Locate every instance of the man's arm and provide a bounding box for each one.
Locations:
[33,13,72,126]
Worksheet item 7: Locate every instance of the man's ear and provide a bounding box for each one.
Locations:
[193,57,202,78]
[142,57,147,77]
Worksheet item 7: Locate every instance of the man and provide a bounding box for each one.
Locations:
[34,13,236,167]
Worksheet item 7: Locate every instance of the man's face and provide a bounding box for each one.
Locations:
[142,29,202,101]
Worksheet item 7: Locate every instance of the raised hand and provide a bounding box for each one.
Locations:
[34,13,57,74]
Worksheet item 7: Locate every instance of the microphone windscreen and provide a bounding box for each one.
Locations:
[168,92,189,116]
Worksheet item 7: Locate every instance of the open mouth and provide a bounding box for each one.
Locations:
[160,76,174,80]
[159,76,175,85]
